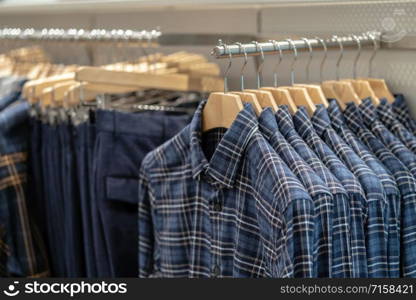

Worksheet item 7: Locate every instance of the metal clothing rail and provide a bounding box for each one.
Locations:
[0,28,162,44]
[211,33,381,58]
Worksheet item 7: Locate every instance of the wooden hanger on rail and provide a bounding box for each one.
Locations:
[202,42,244,131]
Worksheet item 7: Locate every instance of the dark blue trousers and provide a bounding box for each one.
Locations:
[41,124,67,276]
[92,110,190,277]
[59,123,85,277]
[75,121,97,278]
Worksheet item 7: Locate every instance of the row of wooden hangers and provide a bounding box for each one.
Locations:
[20,50,223,108]
[202,34,395,132]
[0,40,225,108]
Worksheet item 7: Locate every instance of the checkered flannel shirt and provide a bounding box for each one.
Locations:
[0,100,49,277]
[258,108,334,277]
[276,105,352,278]
[138,102,315,278]
[328,99,400,277]
[392,94,416,136]
[344,102,416,277]
[293,106,368,278]
[377,98,416,154]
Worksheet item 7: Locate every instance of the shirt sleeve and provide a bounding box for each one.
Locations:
[138,167,155,278]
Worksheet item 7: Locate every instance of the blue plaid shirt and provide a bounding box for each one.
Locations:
[359,98,416,180]
[311,105,388,278]
[138,101,315,278]
[293,107,368,277]
[392,94,416,136]
[258,108,333,277]
[377,98,416,154]
[328,99,400,277]
[344,102,416,277]
[276,106,352,278]
[0,100,49,277]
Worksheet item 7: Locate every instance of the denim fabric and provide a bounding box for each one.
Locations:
[58,122,85,277]
[0,100,49,277]
[258,108,333,277]
[311,105,388,278]
[0,77,26,110]
[377,98,416,154]
[94,109,190,277]
[328,99,400,277]
[392,94,416,136]
[276,105,352,278]
[139,102,314,278]
[74,121,97,278]
[41,124,66,276]
[293,107,368,278]
[27,117,50,272]
[344,102,416,277]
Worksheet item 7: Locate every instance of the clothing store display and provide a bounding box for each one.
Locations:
[2,28,416,280]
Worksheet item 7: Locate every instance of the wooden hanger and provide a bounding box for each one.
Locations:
[261,87,297,114]
[294,84,329,107]
[22,72,76,103]
[280,86,316,116]
[75,67,222,93]
[244,89,278,112]
[202,93,244,131]
[293,38,329,107]
[358,33,395,103]
[323,80,361,106]
[359,78,394,103]
[231,92,262,116]
[64,82,142,106]
[342,79,380,105]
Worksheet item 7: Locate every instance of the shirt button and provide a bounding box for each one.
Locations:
[214,202,222,212]
[212,265,221,277]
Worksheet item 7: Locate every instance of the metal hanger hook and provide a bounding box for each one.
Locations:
[315,37,327,82]
[236,42,247,91]
[334,35,344,80]
[351,34,362,79]
[285,38,297,85]
[367,32,378,77]
[253,41,264,88]
[301,38,313,82]
[219,39,232,93]
[270,39,283,87]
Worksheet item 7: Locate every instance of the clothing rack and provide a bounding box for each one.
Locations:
[0,28,162,45]
[211,33,381,58]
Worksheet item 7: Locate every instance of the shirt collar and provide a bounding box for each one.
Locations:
[258,107,279,140]
[275,105,295,136]
[0,100,29,134]
[310,104,331,136]
[392,93,406,111]
[358,97,377,127]
[292,106,316,138]
[190,100,258,188]
[327,99,345,130]
[344,102,366,131]
[376,98,396,124]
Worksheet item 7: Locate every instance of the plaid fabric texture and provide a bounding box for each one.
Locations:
[344,102,416,277]
[293,107,368,278]
[392,94,416,136]
[311,105,388,278]
[258,108,333,277]
[328,100,400,277]
[359,98,416,180]
[0,100,49,277]
[138,102,316,278]
[377,98,416,154]
[276,105,352,278]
